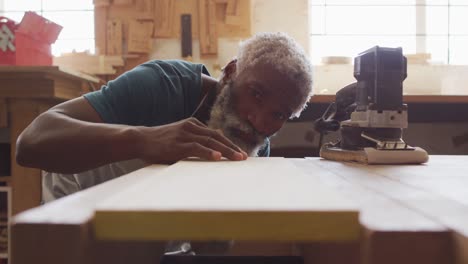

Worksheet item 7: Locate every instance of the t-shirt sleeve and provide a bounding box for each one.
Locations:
[83,60,206,126]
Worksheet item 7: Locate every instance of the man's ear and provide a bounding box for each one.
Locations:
[219,59,237,82]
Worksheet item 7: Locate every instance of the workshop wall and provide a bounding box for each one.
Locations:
[87,0,468,157]
[89,0,309,78]
[148,0,309,77]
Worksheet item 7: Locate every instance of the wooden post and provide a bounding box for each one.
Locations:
[106,19,123,55]
[94,4,108,55]
[9,99,43,215]
[153,0,175,38]
[198,0,218,55]
[0,99,7,128]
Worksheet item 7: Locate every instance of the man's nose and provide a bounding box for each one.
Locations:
[247,113,269,136]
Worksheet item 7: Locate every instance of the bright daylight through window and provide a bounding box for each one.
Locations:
[0,0,95,56]
[309,0,468,65]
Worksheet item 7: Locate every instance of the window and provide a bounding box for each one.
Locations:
[309,0,468,65]
[0,0,94,56]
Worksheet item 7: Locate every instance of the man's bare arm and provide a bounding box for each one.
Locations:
[16,97,246,174]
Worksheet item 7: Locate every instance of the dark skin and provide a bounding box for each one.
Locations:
[16,59,302,174]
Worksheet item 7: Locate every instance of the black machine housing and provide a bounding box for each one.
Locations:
[315,46,410,150]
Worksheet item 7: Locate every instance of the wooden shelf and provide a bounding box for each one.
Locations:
[0,177,10,183]
[0,252,8,259]
[310,94,468,104]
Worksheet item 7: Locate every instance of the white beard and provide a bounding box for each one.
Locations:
[207,81,266,156]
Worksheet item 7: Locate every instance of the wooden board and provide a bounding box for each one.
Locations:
[310,95,468,104]
[295,159,452,264]
[128,20,154,53]
[310,157,468,264]
[0,99,6,128]
[0,67,98,99]
[54,53,124,75]
[113,0,133,5]
[106,19,123,55]
[93,0,111,7]
[216,0,250,37]
[94,158,360,242]
[94,5,108,55]
[12,164,169,264]
[225,0,241,25]
[9,100,43,215]
[198,0,218,55]
[153,0,175,38]
[135,0,154,19]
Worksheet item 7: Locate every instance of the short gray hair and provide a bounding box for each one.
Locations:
[236,32,313,118]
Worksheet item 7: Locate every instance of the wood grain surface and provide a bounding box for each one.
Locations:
[94,158,360,242]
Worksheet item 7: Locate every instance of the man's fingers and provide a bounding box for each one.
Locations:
[184,143,222,161]
[188,117,207,127]
[187,123,246,155]
[192,135,245,161]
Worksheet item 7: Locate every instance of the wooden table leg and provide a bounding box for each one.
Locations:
[300,241,360,264]
[0,99,7,128]
[12,220,166,264]
[10,99,44,214]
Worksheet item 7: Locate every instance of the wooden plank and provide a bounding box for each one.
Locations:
[0,66,99,83]
[348,156,468,264]
[93,0,111,7]
[113,0,134,5]
[403,95,468,103]
[0,76,90,100]
[9,100,42,215]
[135,0,154,19]
[54,77,86,99]
[454,233,468,264]
[0,99,7,128]
[294,159,452,264]
[198,0,218,55]
[54,53,124,75]
[0,187,11,260]
[94,5,108,55]
[226,0,237,15]
[153,0,175,38]
[225,0,241,25]
[106,19,123,55]
[360,156,468,207]
[310,158,467,264]
[127,20,154,53]
[12,165,169,264]
[294,159,447,232]
[0,79,54,99]
[310,95,468,104]
[94,158,359,242]
[217,0,250,37]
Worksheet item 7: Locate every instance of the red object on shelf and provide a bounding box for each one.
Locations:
[0,12,62,66]
[0,16,18,65]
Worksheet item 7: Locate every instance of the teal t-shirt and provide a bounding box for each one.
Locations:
[84,59,269,156]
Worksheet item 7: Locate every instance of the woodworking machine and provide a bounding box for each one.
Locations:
[314,46,428,164]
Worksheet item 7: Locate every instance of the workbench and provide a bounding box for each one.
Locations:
[0,66,99,215]
[11,156,468,264]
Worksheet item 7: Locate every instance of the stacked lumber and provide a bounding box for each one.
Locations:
[53,52,124,75]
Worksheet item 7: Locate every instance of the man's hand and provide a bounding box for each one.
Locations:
[136,117,248,163]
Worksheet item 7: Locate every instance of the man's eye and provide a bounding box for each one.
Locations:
[251,89,262,101]
[274,112,286,121]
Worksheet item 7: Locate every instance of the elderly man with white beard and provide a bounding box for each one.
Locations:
[16,32,313,202]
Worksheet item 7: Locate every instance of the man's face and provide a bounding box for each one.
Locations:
[207,63,302,156]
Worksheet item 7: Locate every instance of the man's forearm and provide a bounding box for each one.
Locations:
[16,111,139,174]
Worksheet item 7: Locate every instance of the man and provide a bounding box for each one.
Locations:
[16,32,313,202]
